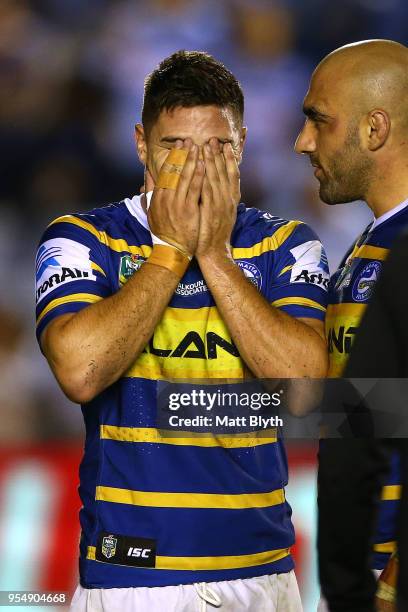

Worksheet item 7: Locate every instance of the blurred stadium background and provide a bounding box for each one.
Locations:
[1,0,407,610]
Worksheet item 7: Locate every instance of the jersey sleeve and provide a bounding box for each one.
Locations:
[35,215,112,345]
[267,222,329,320]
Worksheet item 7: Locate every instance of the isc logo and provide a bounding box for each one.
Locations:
[127,547,151,558]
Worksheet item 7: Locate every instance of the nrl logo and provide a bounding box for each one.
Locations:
[102,535,117,559]
[119,254,146,285]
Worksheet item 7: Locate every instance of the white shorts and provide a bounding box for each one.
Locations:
[70,570,303,612]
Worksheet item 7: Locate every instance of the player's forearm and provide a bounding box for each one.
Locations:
[198,251,328,378]
[42,262,180,403]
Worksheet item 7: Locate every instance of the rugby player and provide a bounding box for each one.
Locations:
[295,39,408,611]
[36,51,329,611]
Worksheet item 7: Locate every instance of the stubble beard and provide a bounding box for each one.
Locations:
[318,126,374,205]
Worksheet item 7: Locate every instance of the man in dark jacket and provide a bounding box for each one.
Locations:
[295,38,408,612]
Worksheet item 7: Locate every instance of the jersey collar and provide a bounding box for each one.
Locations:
[370,196,408,232]
[124,194,150,230]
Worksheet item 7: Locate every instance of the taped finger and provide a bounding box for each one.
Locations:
[156,148,189,190]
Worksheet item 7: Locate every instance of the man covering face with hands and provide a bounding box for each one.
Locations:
[145,136,241,263]
[35,51,329,611]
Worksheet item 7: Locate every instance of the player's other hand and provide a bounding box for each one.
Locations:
[375,597,396,611]
[196,138,240,260]
[148,139,203,257]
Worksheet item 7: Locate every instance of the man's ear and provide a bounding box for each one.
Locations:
[365,110,390,152]
[237,126,247,164]
[135,123,147,164]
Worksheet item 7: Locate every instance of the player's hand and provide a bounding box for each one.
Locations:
[375,552,398,611]
[148,139,203,257]
[375,597,396,611]
[196,138,240,260]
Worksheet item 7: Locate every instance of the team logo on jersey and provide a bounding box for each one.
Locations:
[335,260,353,291]
[352,260,382,302]
[337,272,352,291]
[236,260,262,290]
[101,535,117,559]
[119,254,146,285]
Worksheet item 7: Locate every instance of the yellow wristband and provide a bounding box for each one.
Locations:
[376,581,396,603]
[147,244,190,277]
[156,148,189,190]
[376,552,398,603]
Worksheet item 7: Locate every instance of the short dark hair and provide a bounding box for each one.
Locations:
[142,50,244,134]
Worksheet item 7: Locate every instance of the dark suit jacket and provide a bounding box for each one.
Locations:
[319,230,408,612]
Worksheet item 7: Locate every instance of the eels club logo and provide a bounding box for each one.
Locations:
[236,260,262,290]
[352,260,382,302]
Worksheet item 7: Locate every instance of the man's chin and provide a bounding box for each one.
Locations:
[319,181,346,206]
[319,186,356,206]
[319,190,337,205]
[318,183,335,205]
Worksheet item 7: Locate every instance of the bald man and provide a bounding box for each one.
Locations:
[295,40,408,611]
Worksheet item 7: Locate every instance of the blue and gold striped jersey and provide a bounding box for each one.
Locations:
[36,195,328,588]
[326,199,408,569]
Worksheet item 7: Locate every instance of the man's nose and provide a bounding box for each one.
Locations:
[294,121,316,155]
